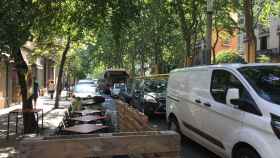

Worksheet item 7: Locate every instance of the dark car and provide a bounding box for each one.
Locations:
[121,79,167,117]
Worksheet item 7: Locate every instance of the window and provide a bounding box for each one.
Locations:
[210,70,254,105]
[260,36,268,50]
[239,66,280,105]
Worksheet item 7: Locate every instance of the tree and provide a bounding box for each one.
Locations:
[88,0,185,76]
[33,0,109,108]
[0,0,48,133]
[173,0,205,66]
[243,0,256,63]
[211,0,239,64]
[242,0,280,63]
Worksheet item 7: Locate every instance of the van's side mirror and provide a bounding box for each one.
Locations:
[226,88,240,105]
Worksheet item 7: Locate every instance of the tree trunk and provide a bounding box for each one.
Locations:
[212,29,220,64]
[174,0,192,67]
[154,39,162,74]
[206,11,213,65]
[131,46,136,77]
[55,36,71,108]
[140,52,145,77]
[184,37,192,66]
[244,0,256,63]
[11,47,37,133]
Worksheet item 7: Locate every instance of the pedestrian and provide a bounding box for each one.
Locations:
[48,80,55,99]
[33,80,40,109]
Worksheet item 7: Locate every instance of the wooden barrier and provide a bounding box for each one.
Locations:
[116,100,153,132]
[18,131,181,158]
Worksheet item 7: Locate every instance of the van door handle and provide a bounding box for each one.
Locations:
[203,102,212,107]
[195,99,201,104]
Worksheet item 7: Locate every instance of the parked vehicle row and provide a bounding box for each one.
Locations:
[167,63,280,158]
[71,64,280,158]
[118,78,167,117]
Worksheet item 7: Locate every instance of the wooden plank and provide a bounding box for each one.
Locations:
[18,131,180,158]
[117,100,151,132]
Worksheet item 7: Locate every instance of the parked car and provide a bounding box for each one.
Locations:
[128,79,167,116]
[111,83,127,98]
[167,63,280,158]
[72,84,99,105]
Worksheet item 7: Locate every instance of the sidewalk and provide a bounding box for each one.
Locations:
[0,92,71,158]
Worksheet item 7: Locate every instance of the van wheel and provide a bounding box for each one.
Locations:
[168,117,180,134]
[233,147,261,158]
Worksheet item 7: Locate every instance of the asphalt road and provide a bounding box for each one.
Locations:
[149,116,220,158]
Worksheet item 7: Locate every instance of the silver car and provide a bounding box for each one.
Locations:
[73,84,99,105]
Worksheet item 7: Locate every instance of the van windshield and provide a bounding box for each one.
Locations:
[238,66,280,105]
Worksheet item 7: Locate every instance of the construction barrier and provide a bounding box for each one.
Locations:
[18,131,181,158]
[116,100,153,132]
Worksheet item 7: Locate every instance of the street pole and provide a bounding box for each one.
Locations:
[205,0,213,65]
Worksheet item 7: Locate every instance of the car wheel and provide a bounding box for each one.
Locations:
[144,103,154,117]
[233,147,261,158]
[168,116,180,134]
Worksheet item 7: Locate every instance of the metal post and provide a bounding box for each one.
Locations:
[6,113,10,139]
[42,110,43,129]
[205,0,213,65]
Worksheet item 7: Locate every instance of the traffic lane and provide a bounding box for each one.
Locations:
[149,116,220,158]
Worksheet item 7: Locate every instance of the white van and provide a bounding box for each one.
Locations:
[167,64,280,158]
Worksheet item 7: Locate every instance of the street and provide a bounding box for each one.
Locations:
[149,116,220,158]
[104,96,219,158]
[1,1,280,157]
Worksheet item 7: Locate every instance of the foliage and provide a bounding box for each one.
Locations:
[89,0,185,75]
[0,0,60,132]
[257,55,271,63]
[0,0,37,52]
[216,50,246,64]
[254,0,280,27]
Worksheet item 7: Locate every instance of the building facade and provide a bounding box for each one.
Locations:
[192,29,239,65]
[238,16,280,62]
[213,30,239,55]
[0,42,57,109]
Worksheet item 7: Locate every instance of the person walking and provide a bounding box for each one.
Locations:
[48,80,55,99]
[33,80,40,109]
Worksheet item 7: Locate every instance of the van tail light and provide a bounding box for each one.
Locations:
[271,113,280,139]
